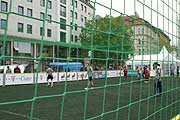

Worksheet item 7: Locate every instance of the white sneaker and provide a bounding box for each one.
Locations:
[51,82,53,87]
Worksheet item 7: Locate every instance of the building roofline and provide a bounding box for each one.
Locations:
[124,15,171,42]
[79,0,94,9]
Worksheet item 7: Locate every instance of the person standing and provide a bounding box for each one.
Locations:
[177,66,179,78]
[170,65,175,77]
[46,65,54,87]
[144,65,150,83]
[85,63,94,89]
[14,65,21,73]
[136,66,141,80]
[123,67,128,79]
[153,62,162,96]
[179,67,180,78]
[6,66,12,73]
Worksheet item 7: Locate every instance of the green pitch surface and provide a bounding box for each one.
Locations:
[0,77,180,120]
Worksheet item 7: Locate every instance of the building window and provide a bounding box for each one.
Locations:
[48,1,52,9]
[1,1,8,12]
[40,0,45,7]
[27,24,32,34]
[84,17,87,22]
[71,35,73,42]
[72,0,77,7]
[18,6,24,15]
[27,0,32,2]
[75,1,77,8]
[47,14,51,22]
[40,12,45,19]
[70,22,73,29]
[70,10,73,17]
[75,12,77,19]
[47,29,51,37]
[129,21,133,25]
[142,28,144,34]
[139,49,141,55]
[40,27,45,36]
[60,18,66,30]
[75,24,77,31]
[138,39,141,44]
[60,5,66,17]
[84,6,87,13]
[142,39,144,45]
[60,0,66,4]
[81,4,83,11]
[75,35,78,42]
[27,8,32,17]
[60,32,66,42]
[0,19,6,29]
[18,23,23,32]
[138,28,140,34]
[81,15,83,22]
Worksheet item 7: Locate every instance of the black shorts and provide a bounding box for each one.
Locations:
[47,75,53,80]
[88,76,92,81]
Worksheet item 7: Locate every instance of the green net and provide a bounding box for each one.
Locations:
[0,0,180,119]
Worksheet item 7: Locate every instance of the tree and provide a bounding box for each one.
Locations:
[80,16,134,65]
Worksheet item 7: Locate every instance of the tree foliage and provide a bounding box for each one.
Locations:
[80,16,134,62]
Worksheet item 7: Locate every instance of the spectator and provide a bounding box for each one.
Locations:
[142,66,146,78]
[170,65,175,77]
[177,66,179,78]
[14,65,21,73]
[6,66,12,73]
[153,62,162,96]
[123,67,128,79]
[144,65,150,83]
[136,66,141,80]
[24,65,31,73]
[109,64,113,70]
[179,67,180,78]
[0,69,4,73]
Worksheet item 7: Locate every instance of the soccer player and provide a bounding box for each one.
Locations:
[123,67,128,79]
[136,66,141,80]
[46,65,54,87]
[153,62,162,96]
[144,65,150,83]
[85,63,94,89]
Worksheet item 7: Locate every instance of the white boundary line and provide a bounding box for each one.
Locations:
[0,110,42,120]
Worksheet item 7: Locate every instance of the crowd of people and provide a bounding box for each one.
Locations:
[2,62,166,97]
[122,65,150,81]
[4,65,21,73]
[122,62,162,96]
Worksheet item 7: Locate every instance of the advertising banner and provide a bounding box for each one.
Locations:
[107,70,118,77]
[0,74,3,86]
[5,73,33,85]
[97,71,106,78]
[0,70,128,86]
[36,73,58,83]
[77,72,88,80]
[59,72,77,81]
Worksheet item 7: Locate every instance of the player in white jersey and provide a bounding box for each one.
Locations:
[84,63,94,89]
[46,65,54,87]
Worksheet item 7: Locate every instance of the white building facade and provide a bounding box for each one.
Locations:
[0,0,94,70]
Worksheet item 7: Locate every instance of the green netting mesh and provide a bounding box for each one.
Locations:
[0,0,180,120]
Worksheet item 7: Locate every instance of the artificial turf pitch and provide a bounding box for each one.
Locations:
[0,77,179,120]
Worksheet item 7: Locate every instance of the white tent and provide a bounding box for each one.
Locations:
[126,46,180,76]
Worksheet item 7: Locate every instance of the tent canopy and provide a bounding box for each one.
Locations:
[126,46,180,66]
